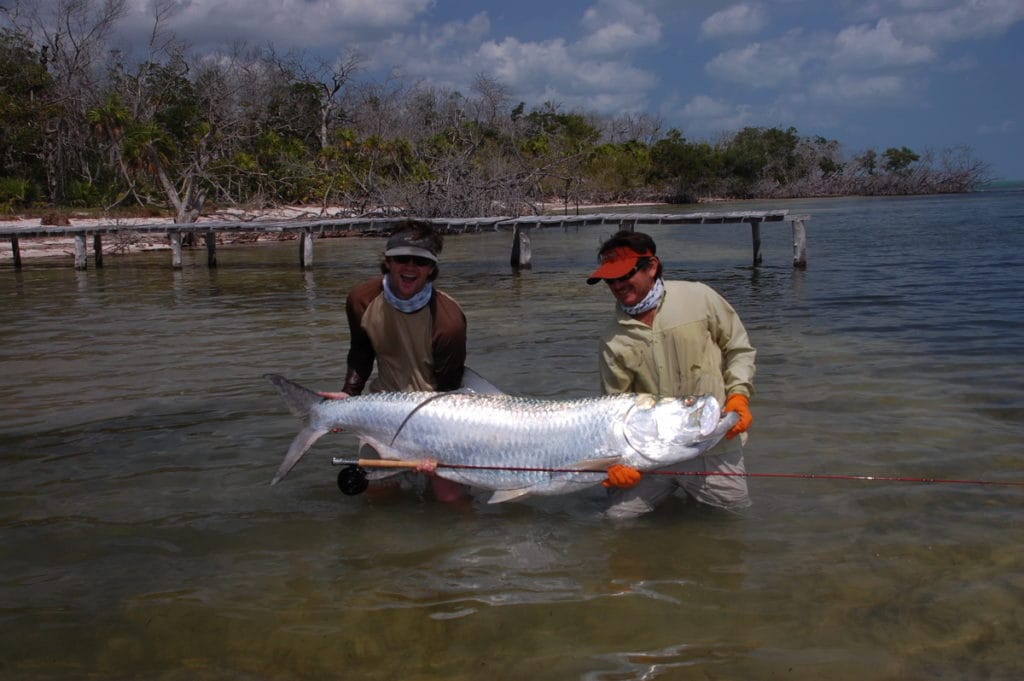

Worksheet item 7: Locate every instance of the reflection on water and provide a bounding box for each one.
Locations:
[2,192,1023,680]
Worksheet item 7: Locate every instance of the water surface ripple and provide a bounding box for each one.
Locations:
[2,191,1022,680]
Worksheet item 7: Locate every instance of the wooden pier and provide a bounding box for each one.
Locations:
[0,210,809,271]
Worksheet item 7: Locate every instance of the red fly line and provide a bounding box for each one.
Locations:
[332,458,1024,487]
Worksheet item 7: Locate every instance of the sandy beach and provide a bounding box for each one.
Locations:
[0,206,371,261]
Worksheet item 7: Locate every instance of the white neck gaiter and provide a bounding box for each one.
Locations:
[382,275,433,313]
[620,277,664,317]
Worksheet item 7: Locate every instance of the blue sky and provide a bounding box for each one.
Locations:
[115,0,1024,179]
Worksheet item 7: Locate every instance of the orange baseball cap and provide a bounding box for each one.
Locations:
[586,247,652,284]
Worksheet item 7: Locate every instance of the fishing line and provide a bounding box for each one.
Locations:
[330,457,1024,495]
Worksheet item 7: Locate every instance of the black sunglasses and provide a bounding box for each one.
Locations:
[603,260,647,284]
[390,255,434,267]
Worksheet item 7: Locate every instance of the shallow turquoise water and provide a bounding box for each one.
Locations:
[1,191,1022,680]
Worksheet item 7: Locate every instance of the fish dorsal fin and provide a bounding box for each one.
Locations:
[568,455,622,471]
[460,366,505,395]
[488,488,534,504]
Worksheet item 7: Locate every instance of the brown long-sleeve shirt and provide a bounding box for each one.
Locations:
[342,276,467,395]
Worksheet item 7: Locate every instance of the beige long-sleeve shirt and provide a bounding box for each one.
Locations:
[342,276,466,395]
[598,280,755,403]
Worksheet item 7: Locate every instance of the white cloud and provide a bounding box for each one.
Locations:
[371,14,491,82]
[705,37,811,87]
[120,0,433,49]
[701,2,768,38]
[476,37,576,86]
[811,74,908,102]
[892,0,1024,43]
[832,18,935,68]
[376,18,658,116]
[676,95,754,136]
[977,120,1016,135]
[418,12,492,53]
[681,94,733,119]
[942,54,979,72]
[578,0,662,55]
[472,35,657,109]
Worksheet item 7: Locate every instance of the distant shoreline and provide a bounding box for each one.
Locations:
[5,185,1020,263]
[0,201,675,261]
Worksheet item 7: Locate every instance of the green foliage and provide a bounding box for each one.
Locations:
[87,95,131,137]
[882,146,920,174]
[585,140,651,194]
[819,157,842,176]
[523,105,601,156]
[0,176,39,210]
[143,60,207,148]
[0,20,988,213]
[64,178,118,207]
[722,126,806,187]
[0,29,55,184]
[856,149,878,175]
[648,130,724,200]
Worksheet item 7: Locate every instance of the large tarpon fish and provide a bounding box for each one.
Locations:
[265,373,738,503]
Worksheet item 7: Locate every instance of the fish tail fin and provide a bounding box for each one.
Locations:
[265,373,321,420]
[265,374,329,485]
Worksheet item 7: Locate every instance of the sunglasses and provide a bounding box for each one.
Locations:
[389,255,434,267]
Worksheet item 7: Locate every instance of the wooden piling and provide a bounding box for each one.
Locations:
[791,216,808,269]
[204,230,217,268]
[170,232,183,269]
[93,234,103,268]
[300,228,314,269]
[510,224,532,269]
[74,234,87,270]
[751,220,763,267]
[10,236,21,270]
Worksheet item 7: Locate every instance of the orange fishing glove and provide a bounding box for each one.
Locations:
[723,393,752,440]
[603,464,641,488]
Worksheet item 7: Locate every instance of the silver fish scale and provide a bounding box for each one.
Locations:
[316,391,685,493]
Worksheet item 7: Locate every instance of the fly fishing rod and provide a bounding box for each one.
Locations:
[330,457,1024,496]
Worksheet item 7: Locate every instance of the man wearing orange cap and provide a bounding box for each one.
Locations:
[587,230,755,517]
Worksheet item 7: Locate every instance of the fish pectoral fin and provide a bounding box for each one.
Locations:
[487,488,534,504]
[568,455,623,471]
[358,438,410,462]
[357,439,382,458]
[356,439,411,479]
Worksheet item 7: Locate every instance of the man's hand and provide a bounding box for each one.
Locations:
[315,391,351,432]
[723,393,752,439]
[415,458,439,474]
[603,464,641,488]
